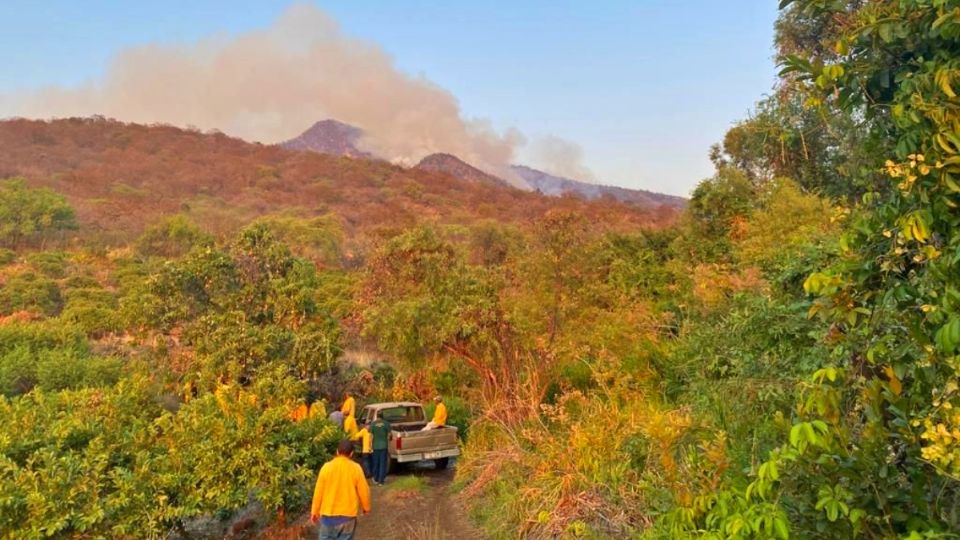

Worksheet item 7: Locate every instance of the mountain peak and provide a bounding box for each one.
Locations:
[415,153,507,186]
[279,119,368,157]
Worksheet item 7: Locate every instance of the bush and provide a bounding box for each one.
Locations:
[26,251,68,278]
[0,272,63,316]
[59,288,120,337]
[0,178,77,248]
[0,248,15,265]
[135,214,212,258]
[0,375,340,537]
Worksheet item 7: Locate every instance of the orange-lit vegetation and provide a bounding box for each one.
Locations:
[3,1,960,538]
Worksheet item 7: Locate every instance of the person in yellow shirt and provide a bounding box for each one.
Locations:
[340,392,356,419]
[288,400,309,422]
[352,426,373,478]
[343,410,359,439]
[310,440,370,539]
[308,398,326,419]
[421,395,448,431]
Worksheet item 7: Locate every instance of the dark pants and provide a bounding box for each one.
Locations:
[372,448,388,483]
[318,518,356,540]
[362,453,372,478]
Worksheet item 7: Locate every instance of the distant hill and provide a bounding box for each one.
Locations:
[511,165,686,209]
[278,120,686,208]
[414,153,507,187]
[0,118,677,244]
[278,119,368,157]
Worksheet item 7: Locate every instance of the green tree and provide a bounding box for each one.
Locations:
[0,178,77,249]
[674,1,960,537]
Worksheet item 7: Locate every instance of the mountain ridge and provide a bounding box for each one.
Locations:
[511,165,686,208]
[277,119,685,207]
[0,117,678,243]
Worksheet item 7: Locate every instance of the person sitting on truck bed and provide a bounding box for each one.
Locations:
[310,439,371,540]
[421,395,448,431]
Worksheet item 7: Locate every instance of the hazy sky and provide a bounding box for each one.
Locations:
[0,1,779,196]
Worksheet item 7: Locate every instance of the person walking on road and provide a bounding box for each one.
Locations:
[369,415,392,485]
[310,439,371,540]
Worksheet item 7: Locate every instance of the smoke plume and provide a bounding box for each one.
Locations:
[528,135,596,182]
[3,4,524,181]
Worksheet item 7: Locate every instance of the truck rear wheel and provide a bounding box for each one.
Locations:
[434,457,450,470]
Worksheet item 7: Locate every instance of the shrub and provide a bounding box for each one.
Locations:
[26,251,69,278]
[0,178,77,248]
[135,214,212,258]
[0,272,63,316]
[0,248,15,265]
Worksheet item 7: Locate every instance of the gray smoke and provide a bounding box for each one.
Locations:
[3,4,525,181]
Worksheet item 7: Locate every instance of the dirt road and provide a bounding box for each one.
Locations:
[353,461,482,540]
[272,460,484,540]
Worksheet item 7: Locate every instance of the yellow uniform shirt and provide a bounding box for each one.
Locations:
[289,403,308,422]
[308,401,326,419]
[310,455,370,518]
[341,396,355,418]
[343,414,359,438]
[352,427,373,453]
[433,402,448,426]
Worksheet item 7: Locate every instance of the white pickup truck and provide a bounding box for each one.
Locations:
[359,401,460,471]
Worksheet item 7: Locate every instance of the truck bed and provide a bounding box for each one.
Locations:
[390,425,459,463]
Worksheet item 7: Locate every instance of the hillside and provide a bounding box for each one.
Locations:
[414,153,508,187]
[278,119,369,157]
[512,164,686,208]
[0,118,676,244]
[277,120,687,207]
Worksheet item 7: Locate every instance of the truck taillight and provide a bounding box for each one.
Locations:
[396,436,402,450]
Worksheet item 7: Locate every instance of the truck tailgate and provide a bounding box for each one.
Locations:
[393,427,459,461]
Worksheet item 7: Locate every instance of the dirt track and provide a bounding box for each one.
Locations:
[353,461,483,540]
[275,460,484,540]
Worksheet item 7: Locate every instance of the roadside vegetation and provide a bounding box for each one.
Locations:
[1,1,958,538]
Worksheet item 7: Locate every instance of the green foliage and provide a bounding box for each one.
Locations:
[0,248,15,265]
[0,272,63,316]
[129,224,342,383]
[251,214,344,268]
[676,168,756,262]
[734,179,838,275]
[0,178,77,248]
[135,214,212,258]
[59,287,121,337]
[711,92,867,198]
[25,251,68,278]
[0,321,109,397]
[361,225,499,366]
[0,374,339,538]
[669,1,960,537]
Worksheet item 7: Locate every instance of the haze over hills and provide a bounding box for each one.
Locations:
[511,165,687,209]
[0,117,677,244]
[415,153,508,187]
[279,119,685,208]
